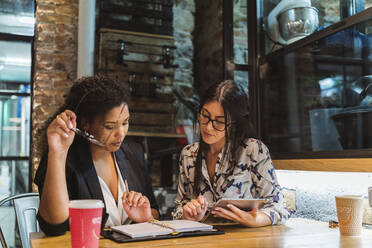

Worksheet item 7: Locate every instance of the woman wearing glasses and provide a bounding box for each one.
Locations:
[172,80,291,227]
[34,76,159,236]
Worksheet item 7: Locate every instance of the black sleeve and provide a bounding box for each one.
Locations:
[34,154,70,236]
[36,214,69,237]
[34,155,47,196]
[126,142,159,212]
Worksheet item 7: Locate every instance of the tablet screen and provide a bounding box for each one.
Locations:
[213,198,267,211]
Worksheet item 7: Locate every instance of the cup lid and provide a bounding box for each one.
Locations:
[68,199,104,209]
[335,195,363,200]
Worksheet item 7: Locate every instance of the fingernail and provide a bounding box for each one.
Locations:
[64,133,69,138]
[68,121,73,129]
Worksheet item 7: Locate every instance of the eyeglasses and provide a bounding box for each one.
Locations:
[69,91,108,147]
[70,127,106,147]
[199,111,229,132]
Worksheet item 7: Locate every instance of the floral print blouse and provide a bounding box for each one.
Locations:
[172,138,292,224]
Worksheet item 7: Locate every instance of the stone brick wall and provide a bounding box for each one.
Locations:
[32,0,78,190]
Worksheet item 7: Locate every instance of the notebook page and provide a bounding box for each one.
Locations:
[162,220,213,232]
[112,222,171,238]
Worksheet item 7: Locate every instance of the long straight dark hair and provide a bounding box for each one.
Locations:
[193,80,255,194]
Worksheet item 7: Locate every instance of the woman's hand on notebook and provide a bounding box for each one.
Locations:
[182,195,208,221]
[211,204,272,227]
[122,191,152,223]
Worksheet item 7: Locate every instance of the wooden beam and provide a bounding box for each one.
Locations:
[274,158,372,172]
[99,28,174,40]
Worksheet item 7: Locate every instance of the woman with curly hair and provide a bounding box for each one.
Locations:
[35,75,159,236]
[172,80,291,227]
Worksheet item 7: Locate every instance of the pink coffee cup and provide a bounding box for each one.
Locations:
[69,200,104,248]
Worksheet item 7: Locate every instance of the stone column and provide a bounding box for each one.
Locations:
[194,0,223,95]
[173,0,196,127]
[32,0,78,191]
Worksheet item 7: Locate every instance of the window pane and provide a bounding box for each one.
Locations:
[0,160,28,247]
[0,203,17,247]
[234,0,248,65]
[234,70,249,95]
[260,0,363,55]
[0,40,32,87]
[0,95,30,156]
[261,17,372,153]
[277,170,372,222]
[0,0,34,36]
[312,0,341,26]
[367,0,372,9]
[0,160,29,198]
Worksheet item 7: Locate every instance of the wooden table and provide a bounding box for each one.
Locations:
[30,218,372,248]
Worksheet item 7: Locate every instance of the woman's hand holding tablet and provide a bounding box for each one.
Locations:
[208,198,272,227]
[212,199,267,211]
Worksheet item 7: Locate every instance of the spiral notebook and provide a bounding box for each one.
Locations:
[111,220,213,238]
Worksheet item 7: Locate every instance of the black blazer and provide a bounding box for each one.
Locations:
[34,138,158,236]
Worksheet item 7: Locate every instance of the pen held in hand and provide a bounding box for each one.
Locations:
[124,179,129,204]
[198,194,207,209]
[125,179,129,192]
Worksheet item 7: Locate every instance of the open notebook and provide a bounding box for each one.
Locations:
[111,220,213,238]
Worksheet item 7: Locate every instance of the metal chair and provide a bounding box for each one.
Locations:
[0,226,7,248]
[0,193,40,248]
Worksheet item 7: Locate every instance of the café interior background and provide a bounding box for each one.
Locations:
[0,0,372,247]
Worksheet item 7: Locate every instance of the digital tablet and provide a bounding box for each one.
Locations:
[201,198,268,224]
[212,198,267,211]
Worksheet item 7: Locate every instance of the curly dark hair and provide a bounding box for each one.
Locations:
[193,80,255,194]
[41,75,129,154]
[62,75,129,129]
